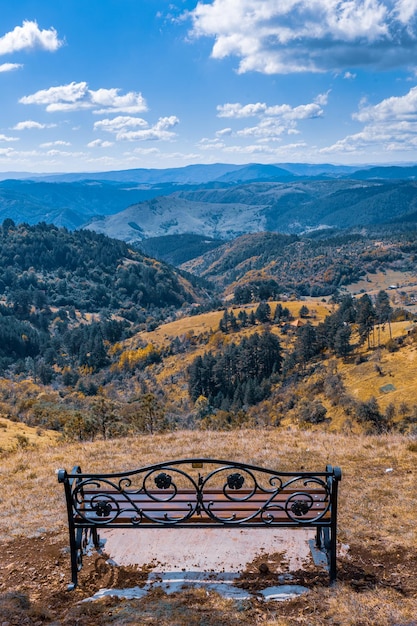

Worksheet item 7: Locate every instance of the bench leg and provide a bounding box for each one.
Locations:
[67,527,84,591]
[315,527,337,585]
[315,526,322,549]
[329,524,337,585]
[91,527,101,550]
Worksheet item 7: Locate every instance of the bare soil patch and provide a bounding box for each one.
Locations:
[1,534,416,625]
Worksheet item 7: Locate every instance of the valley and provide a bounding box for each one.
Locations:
[0,163,417,624]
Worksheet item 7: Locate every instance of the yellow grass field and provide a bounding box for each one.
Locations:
[135,300,333,347]
[0,417,60,452]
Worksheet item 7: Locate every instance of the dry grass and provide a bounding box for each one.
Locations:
[339,323,417,412]
[0,427,416,624]
[134,300,332,348]
[344,268,417,298]
[0,428,415,548]
[0,416,60,452]
[122,300,417,418]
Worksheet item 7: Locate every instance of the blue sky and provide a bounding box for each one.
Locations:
[1,0,417,173]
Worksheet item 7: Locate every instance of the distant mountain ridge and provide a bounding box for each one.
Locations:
[0,161,417,236]
[0,163,363,185]
[85,179,417,243]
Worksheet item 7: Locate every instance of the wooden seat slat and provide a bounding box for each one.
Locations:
[81,490,328,503]
[82,488,327,496]
[78,501,328,512]
[80,501,327,510]
[76,511,332,524]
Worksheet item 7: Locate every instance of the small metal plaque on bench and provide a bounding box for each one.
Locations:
[192,462,203,468]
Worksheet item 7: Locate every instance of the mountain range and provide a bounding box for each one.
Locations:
[1,162,417,245]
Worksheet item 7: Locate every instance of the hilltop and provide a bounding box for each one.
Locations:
[0,428,416,624]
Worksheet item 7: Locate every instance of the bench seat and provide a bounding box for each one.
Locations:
[76,488,330,525]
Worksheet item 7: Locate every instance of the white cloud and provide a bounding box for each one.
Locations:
[116,116,180,141]
[45,149,75,156]
[90,88,147,114]
[344,71,357,79]
[217,102,267,118]
[94,115,180,142]
[217,100,324,121]
[20,82,148,114]
[0,62,22,72]
[236,118,287,139]
[40,140,71,147]
[214,97,325,143]
[20,82,89,108]
[322,84,417,154]
[265,103,323,120]
[198,137,226,149]
[394,0,417,23]
[130,147,161,156]
[0,20,62,55]
[189,0,417,73]
[353,85,417,123]
[13,120,56,130]
[94,116,148,133]
[314,91,331,106]
[216,127,233,137]
[221,141,308,157]
[87,139,114,148]
[0,146,83,160]
[0,134,19,142]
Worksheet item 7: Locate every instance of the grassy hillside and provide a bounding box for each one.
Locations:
[0,295,416,438]
[0,222,416,441]
[0,414,60,452]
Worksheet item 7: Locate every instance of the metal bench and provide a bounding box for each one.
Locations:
[57,458,342,590]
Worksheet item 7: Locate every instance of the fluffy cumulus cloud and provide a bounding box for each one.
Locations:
[218,101,324,120]
[94,116,149,132]
[213,96,326,145]
[19,82,148,114]
[189,0,417,73]
[90,89,147,114]
[0,20,62,56]
[353,85,417,123]
[322,84,417,153]
[95,115,180,142]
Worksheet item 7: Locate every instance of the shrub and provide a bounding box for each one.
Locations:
[298,400,328,425]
